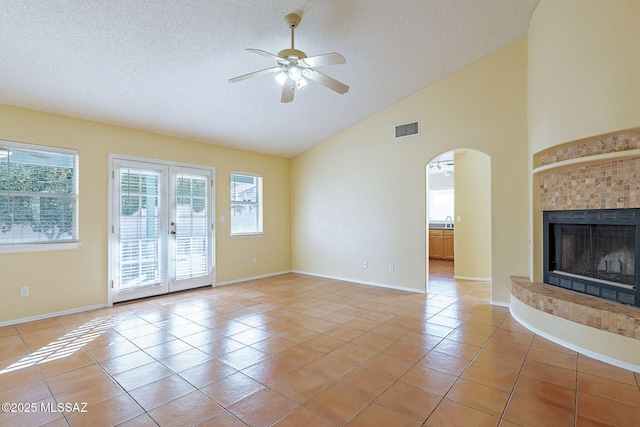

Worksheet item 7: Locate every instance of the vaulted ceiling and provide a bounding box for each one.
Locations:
[0,1,540,157]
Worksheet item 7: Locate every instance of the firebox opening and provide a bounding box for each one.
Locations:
[544,209,640,307]
[552,224,635,287]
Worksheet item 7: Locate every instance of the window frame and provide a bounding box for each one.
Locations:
[0,140,80,254]
[230,172,263,237]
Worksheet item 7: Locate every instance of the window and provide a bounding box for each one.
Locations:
[230,173,262,236]
[428,188,454,223]
[0,140,78,250]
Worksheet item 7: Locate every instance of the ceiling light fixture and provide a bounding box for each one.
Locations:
[288,65,302,81]
[230,13,348,103]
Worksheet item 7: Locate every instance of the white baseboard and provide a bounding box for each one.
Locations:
[454,275,492,281]
[1,270,422,326]
[0,304,107,327]
[490,300,510,308]
[510,308,640,373]
[215,270,293,287]
[291,270,425,294]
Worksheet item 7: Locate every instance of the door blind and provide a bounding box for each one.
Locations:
[119,168,162,290]
[174,174,209,281]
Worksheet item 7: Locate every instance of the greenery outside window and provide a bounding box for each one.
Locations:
[0,140,78,251]
[230,173,262,236]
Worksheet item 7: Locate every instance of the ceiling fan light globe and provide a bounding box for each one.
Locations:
[275,72,287,85]
[288,66,302,81]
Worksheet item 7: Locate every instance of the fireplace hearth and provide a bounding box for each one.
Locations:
[544,209,640,307]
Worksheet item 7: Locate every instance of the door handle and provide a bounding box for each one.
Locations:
[170,231,176,235]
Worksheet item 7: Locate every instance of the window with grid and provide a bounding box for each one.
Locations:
[0,141,78,249]
[230,173,262,236]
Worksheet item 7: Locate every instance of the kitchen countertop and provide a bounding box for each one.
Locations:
[429,224,454,230]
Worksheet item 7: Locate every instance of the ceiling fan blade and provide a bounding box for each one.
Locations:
[246,48,285,62]
[305,70,349,94]
[228,66,282,83]
[281,78,296,103]
[300,52,346,67]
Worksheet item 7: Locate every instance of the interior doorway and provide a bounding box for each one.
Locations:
[426,149,492,290]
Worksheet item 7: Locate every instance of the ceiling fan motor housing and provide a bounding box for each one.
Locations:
[277,48,307,60]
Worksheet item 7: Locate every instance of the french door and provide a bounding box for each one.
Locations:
[110,158,214,303]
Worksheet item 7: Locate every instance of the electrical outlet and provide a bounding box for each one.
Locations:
[252,257,257,264]
[389,263,395,271]
[20,286,29,297]
[363,261,368,268]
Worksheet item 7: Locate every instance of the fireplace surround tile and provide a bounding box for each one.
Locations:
[538,130,640,211]
[539,130,640,166]
[511,276,640,340]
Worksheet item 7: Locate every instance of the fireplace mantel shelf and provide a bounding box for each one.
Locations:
[511,276,640,340]
[532,147,640,175]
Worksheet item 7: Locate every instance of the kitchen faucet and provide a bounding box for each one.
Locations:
[445,216,453,228]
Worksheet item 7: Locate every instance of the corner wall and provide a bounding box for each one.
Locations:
[454,150,491,280]
[528,0,640,289]
[0,105,291,324]
[528,0,640,154]
[524,0,640,367]
[292,38,529,301]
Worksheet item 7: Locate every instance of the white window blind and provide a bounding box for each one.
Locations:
[174,173,209,281]
[0,141,78,247]
[230,173,263,235]
[118,168,161,289]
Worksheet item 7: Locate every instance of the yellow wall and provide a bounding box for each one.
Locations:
[0,104,291,324]
[528,0,640,154]
[453,150,491,280]
[292,38,529,300]
[529,0,640,281]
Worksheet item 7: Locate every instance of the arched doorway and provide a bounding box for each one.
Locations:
[426,149,492,291]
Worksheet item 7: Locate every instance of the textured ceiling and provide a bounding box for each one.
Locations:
[0,0,539,158]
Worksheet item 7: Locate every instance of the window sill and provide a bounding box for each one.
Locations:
[230,233,264,239]
[0,241,81,254]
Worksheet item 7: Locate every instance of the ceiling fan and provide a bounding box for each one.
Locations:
[228,13,349,103]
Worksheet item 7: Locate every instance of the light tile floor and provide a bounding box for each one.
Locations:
[1,260,639,426]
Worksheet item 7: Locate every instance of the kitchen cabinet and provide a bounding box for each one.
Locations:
[429,229,444,259]
[443,230,454,260]
[429,228,454,260]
